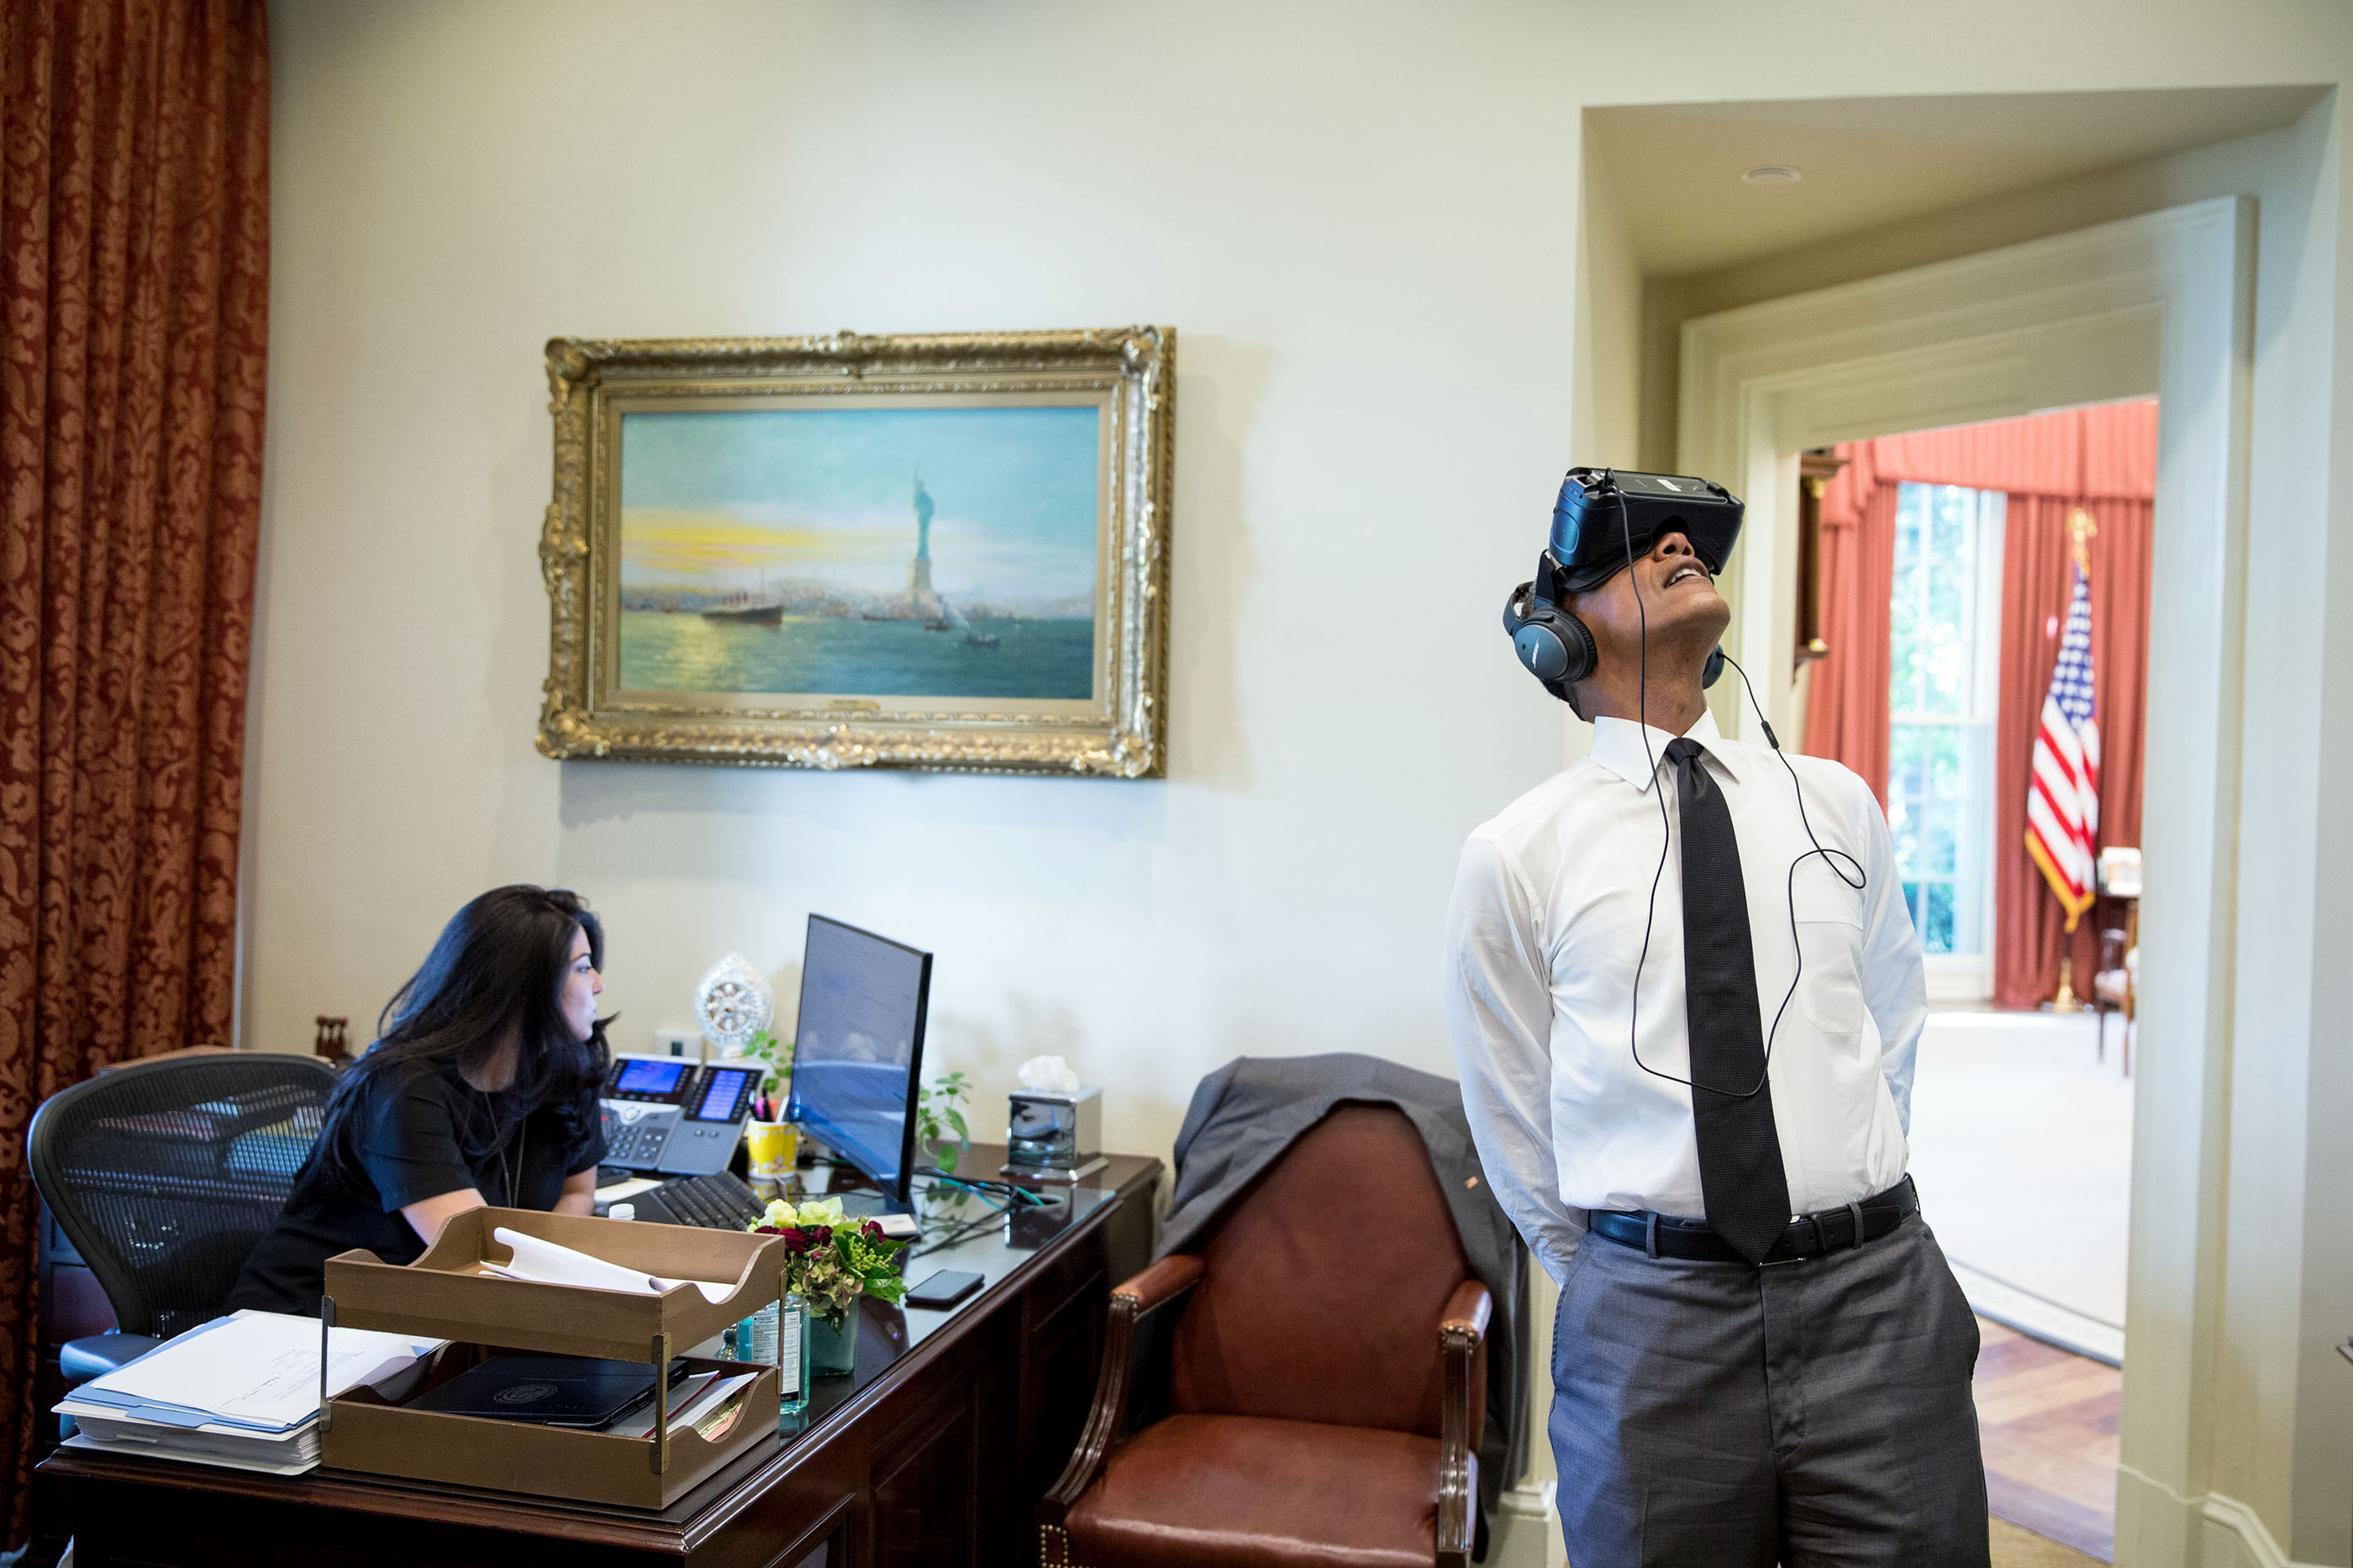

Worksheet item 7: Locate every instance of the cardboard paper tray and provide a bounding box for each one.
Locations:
[323,1353,780,1510]
[323,1208,786,1361]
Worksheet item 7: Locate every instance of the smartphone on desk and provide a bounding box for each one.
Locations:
[905,1270,984,1309]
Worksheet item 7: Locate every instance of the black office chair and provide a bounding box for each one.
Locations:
[28,1053,337,1380]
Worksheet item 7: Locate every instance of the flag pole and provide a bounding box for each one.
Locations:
[2047,508,2099,1013]
[2053,955,2082,1012]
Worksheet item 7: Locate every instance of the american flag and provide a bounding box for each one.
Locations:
[2026,531,2101,931]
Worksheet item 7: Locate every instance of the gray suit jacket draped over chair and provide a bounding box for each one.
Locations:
[1157,1052,1532,1537]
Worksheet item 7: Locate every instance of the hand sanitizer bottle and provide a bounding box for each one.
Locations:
[777,1292,810,1418]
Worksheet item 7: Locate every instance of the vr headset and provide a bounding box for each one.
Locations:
[1503,467,1745,694]
[1549,467,1744,592]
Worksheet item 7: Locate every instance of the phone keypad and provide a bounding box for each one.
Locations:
[600,1101,677,1167]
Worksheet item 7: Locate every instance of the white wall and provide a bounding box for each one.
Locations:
[250,0,1582,1156]
[256,4,2353,1561]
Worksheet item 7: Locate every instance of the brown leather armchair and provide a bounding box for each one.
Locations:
[1040,1105,1492,1568]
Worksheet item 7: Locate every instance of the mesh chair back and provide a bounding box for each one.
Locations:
[28,1054,337,1338]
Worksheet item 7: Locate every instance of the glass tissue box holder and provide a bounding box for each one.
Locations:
[1002,1087,1105,1183]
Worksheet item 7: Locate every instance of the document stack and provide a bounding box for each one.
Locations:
[58,1309,443,1476]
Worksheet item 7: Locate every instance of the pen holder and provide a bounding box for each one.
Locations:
[745,1121,797,1179]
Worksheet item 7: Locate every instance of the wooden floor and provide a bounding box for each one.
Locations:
[1975,1317,2122,1562]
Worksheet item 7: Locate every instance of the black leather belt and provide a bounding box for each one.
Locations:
[1587,1176,1919,1265]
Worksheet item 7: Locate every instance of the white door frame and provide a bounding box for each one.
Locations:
[1679,197,2255,1568]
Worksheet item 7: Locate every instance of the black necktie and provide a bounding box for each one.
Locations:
[1663,736,1792,1264]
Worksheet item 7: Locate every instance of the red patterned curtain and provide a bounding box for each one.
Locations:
[1802,402,2156,1006]
[0,0,268,1539]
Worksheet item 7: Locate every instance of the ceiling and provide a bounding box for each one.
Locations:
[1587,86,2327,278]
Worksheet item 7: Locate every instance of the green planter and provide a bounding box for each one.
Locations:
[810,1311,857,1376]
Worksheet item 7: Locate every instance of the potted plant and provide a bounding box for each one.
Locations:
[750,1196,908,1376]
[743,1025,792,1104]
[914,1069,973,1173]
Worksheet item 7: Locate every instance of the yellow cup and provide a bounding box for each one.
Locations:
[745,1120,797,1176]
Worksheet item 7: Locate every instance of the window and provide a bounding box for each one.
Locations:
[1888,483,2004,960]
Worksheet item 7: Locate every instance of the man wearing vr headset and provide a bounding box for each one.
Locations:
[1444,470,1985,1567]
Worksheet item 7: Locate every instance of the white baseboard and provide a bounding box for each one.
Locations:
[1487,1482,1560,1568]
[2116,1465,2318,1568]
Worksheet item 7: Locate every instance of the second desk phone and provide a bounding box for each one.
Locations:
[600,1055,759,1176]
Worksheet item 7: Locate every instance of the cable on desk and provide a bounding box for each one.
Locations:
[913,1165,1054,1206]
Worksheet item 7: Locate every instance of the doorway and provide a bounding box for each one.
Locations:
[1677,196,2251,1566]
[1791,400,2156,1557]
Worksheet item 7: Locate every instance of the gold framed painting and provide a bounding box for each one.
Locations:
[536,327,1173,776]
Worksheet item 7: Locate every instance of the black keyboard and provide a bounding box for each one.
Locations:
[615,1171,768,1230]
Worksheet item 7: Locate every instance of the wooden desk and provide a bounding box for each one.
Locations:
[41,1147,1161,1568]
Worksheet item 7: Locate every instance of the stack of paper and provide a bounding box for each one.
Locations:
[58,1310,444,1476]
[480,1228,736,1304]
[602,1370,760,1442]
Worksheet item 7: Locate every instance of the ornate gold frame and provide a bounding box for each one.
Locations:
[537,328,1173,776]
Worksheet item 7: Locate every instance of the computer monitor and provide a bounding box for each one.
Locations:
[785,916,932,1209]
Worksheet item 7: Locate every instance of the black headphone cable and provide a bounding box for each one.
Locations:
[1609,482,1867,1101]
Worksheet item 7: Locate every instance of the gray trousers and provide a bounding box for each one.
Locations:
[1550,1213,1990,1568]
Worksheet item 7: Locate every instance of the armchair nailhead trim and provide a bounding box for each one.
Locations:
[1039,1523,1104,1568]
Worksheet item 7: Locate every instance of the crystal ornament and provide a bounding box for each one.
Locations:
[694,952,774,1052]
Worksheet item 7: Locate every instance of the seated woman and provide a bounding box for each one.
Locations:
[229,885,612,1316]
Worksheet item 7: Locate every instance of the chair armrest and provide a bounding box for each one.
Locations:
[1435,1280,1491,1568]
[1116,1254,1207,1315]
[1039,1254,1207,1528]
[60,1333,164,1384]
[1440,1279,1492,1345]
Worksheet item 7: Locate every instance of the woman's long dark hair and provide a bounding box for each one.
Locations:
[320,885,613,1181]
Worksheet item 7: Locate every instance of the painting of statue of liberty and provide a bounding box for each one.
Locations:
[615,404,1100,701]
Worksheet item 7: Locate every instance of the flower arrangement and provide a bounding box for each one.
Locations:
[752,1197,908,1327]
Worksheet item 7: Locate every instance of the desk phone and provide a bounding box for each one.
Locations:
[599,1055,759,1176]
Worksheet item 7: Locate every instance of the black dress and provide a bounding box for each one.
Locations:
[227,1058,606,1317]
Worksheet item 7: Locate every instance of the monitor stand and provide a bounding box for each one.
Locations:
[834,1188,915,1220]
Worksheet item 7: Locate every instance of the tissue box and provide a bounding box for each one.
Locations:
[1002,1087,1104,1183]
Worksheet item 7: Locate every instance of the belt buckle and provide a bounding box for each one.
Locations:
[1760,1211,1834,1268]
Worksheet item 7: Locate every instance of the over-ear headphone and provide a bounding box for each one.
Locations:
[1501,552,1596,698]
[1503,548,1725,700]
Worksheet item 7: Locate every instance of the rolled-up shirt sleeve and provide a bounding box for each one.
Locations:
[1445,830,1582,1284]
[1853,779,1928,1135]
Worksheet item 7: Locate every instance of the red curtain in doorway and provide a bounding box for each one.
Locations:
[1802,443,1898,812]
[1992,494,2152,1008]
[0,0,270,1541]
[1801,402,2156,1007]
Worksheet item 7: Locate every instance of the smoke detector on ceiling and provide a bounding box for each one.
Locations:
[1741,166,1803,186]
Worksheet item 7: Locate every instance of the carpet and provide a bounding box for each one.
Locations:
[1906,1008,2131,1346]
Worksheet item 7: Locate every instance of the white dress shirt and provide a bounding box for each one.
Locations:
[1444,708,1926,1285]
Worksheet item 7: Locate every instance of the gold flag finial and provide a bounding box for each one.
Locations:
[2068,508,2098,571]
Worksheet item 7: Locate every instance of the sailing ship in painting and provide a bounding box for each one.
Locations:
[700,572,785,624]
